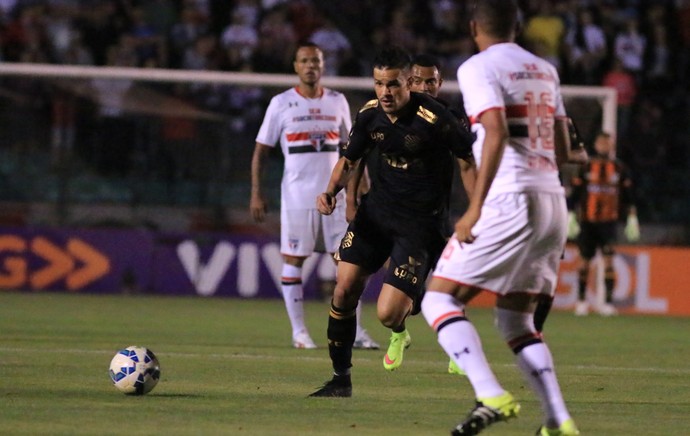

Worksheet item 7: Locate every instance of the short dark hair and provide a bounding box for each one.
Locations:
[294,41,321,59]
[472,0,519,39]
[412,53,441,70]
[372,46,412,72]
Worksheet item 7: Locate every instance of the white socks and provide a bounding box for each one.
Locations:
[495,307,571,428]
[422,291,505,399]
[281,263,306,337]
[515,339,571,428]
[282,262,369,340]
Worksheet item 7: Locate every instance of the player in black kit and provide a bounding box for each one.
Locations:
[309,46,476,397]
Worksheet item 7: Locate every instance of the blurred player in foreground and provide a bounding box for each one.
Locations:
[420,1,585,434]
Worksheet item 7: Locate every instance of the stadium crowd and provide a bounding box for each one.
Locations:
[0,0,688,227]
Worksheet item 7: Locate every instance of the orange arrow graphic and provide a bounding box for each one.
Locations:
[66,238,110,290]
[31,237,74,289]
[0,235,27,288]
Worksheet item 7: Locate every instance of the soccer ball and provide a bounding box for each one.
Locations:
[109,346,161,395]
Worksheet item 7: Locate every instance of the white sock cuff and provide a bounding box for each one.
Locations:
[495,307,539,348]
[282,263,303,281]
[421,291,465,331]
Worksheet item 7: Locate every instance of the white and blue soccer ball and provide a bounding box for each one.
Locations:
[109,346,161,395]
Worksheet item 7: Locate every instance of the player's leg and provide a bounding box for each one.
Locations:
[323,209,380,349]
[280,209,318,348]
[379,233,440,371]
[378,284,413,370]
[422,281,519,435]
[513,192,578,434]
[309,260,368,397]
[310,205,388,397]
[575,224,596,316]
[496,294,578,435]
[533,294,553,334]
[598,245,618,316]
[281,255,314,348]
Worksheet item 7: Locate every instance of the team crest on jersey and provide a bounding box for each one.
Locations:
[341,231,354,249]
[404,134,421,152]
[416,106,438,124]
[288,238,300,251]
[310,131,327,150]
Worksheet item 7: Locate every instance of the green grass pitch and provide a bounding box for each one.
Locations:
[1,292,689,435]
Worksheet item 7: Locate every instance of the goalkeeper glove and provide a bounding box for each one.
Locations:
[567,211,580,240]
[625,214,640,242]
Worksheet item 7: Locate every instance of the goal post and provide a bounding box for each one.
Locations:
[0,62,614,308]
[0,62,617,136]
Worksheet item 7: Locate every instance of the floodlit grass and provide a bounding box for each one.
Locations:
[1,292,689,435]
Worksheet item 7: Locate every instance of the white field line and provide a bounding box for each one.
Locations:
[1,346,689,375]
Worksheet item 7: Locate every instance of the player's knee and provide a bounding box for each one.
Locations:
[332,282,365,309]
[377,304,407,329]
[495,307,541,354]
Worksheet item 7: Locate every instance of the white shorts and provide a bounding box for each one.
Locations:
[433,192,567,296]
[280,205,348,257]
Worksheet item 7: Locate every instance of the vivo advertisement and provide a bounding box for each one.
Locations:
[0,227,686,316]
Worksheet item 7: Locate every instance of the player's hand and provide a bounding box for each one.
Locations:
[567,211,580,240]
[454,208,480,243]
[250,194,267,223]
[316,193,336,215]
[625,214,640,242]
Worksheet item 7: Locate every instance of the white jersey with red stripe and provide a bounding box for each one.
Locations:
[256,86,351,209]
[458,42,565,198]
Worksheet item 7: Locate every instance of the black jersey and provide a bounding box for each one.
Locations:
[343,92,474,217]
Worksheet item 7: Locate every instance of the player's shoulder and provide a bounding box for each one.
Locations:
[269,87,300,105]
[413,92,449,124]
[358,98,379,113]
[323,87,345,99]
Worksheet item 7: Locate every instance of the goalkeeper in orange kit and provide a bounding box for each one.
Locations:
[567,131,639,316]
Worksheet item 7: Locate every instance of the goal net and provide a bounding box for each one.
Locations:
[0,62,616,228]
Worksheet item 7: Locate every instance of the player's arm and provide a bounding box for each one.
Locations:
[317,156,361,215]
[250,142,271,223]
[322,104,373,216]
[444,106,477,198]
[457,155,477,198]
[345,156,368,222]
[555,116,588,167]
[455,108,507,243]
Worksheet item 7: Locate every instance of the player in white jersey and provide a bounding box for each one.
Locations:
[251,42,378,351]
[419,1,586,435]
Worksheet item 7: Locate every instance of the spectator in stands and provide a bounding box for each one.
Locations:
[309,17,352,76]
[220,8,258,66]
[614,14,646,80]
[564,6,607,85]
[602,57,637,141]
[522,0,566,70]
[169,5,209,69]
[644,23,672,91]
[255,5,296,72]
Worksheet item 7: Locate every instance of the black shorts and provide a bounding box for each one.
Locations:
[577,221,617,259]
[337,199,447,304]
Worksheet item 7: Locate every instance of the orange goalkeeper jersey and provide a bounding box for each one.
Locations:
[571,156,633,223]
